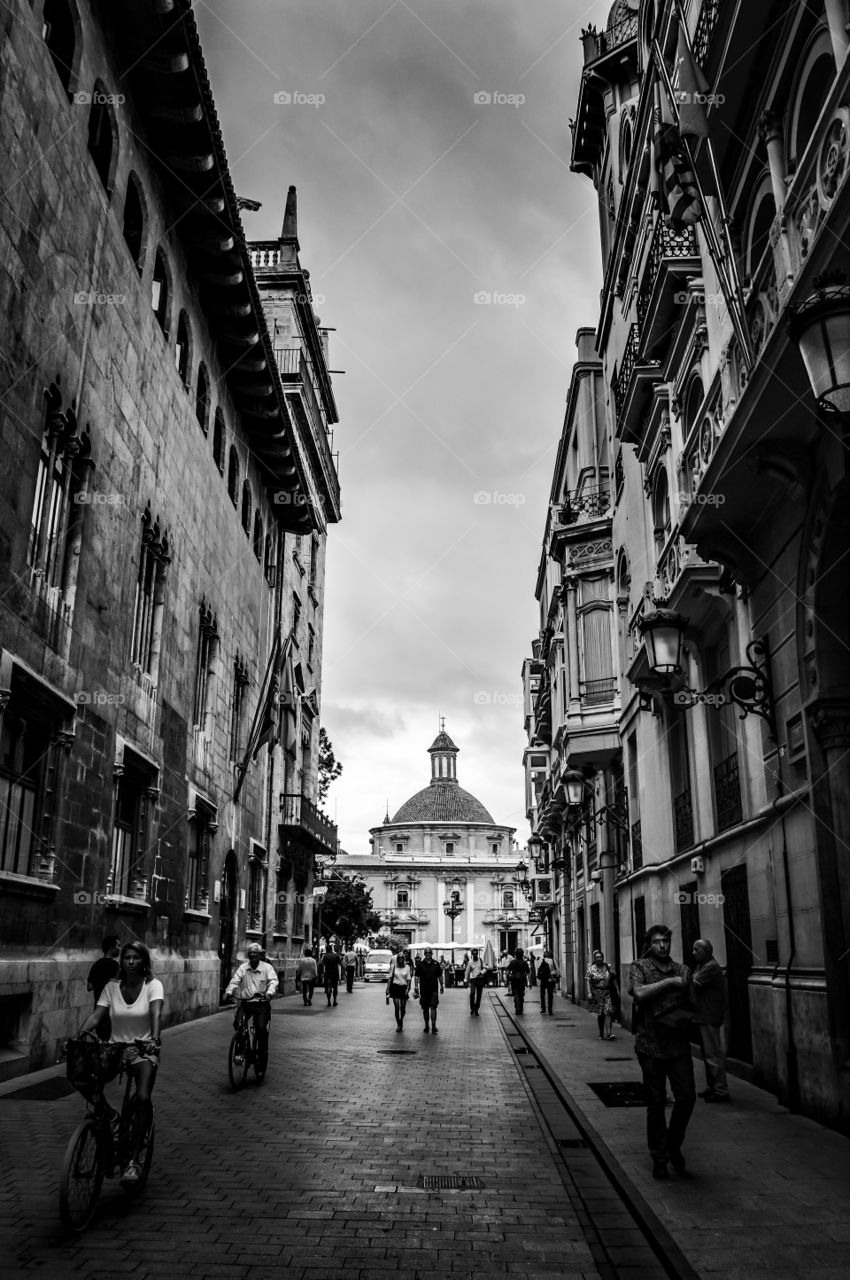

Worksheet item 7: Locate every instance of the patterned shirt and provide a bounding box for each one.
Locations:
[628,955,692,1059]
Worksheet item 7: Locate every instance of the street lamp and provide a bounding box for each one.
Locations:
[564,769,587,809]
[443,892,463,942]
[527,833,545,872]
[789,271,850,416]
[637,607,687,677]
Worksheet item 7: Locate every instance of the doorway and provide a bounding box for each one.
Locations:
[218,849,238,1002]
[721,864,753,1062]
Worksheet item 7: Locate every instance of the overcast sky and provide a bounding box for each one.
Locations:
[197,0,613,852]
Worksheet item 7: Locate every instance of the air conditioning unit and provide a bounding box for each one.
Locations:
[690,856,705,875]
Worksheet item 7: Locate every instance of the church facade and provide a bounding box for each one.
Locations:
[337,730,528,955]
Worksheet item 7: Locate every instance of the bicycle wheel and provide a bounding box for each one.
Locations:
[59,1119,104,1232]
[228,1029,249,1090]
[120,1099,156,1197]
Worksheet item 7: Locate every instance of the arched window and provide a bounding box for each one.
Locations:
[195,364,209,434]
[503,889,515,910]
[620,111,634,182]
[264,532,275,586]
[252,511,263,561]
[227,446,239,507]
[652,468,670,552]
[241,480,252,534]
[122,172,145,273]
[789,31,836,170]
[42,0,77,97]
[87,83,118,194]
[151,249,168,334]
[683,375,704,438]
[212,409,225,472]
[745,179,776,280]
[175,312,190,388]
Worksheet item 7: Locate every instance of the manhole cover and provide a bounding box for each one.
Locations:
[0,1077,76,1101]
[418,1175,483,1190]
[588,1081,646,1108]
[377,1050,417,1055]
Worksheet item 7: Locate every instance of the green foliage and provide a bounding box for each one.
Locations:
[371,932,409,955]
[320,874,380,945]
[318,727,343,806]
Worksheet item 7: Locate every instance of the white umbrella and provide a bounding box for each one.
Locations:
[482,939,497,969]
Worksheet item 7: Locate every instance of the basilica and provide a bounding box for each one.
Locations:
[337,728,529,956]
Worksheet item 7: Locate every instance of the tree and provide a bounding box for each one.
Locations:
[320,874,380,945]
[371,932,409,955]
[318,726,343,806]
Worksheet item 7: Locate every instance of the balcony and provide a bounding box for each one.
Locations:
[280,792,338,857]
[9,568,71,655]
[612,324,661,444]
[635,219,700,357]
[713,753,743,832]
[673,788,695,851]
[561,484,611,525]
[276,346,341,517]
[580,677,618,707]
[693,0,721,67]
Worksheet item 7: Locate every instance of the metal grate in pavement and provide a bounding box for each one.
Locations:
[418,1175,483,1190]
[376,1049,417,1055]
[587,1080,646,1107]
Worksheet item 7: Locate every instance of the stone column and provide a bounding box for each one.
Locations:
[564,574,581,710]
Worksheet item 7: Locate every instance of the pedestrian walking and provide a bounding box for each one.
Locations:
[691,938,731,1103]
[386,952,413,1031]
[586,950,618,1039]
[343,947,357,993]
[537,950,559,1015]
[296,948,318,1006]
[463,948,485,1016]
[320,945,341,1006]
[629,924,696,1180]
[86,935,120,1038]
[414,948,444,1033]
[529,953,538,988]
[506,948,530,1014]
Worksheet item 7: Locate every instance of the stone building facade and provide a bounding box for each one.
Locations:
[525,0,850,1130]
[0,0,340,1078]
[338,731,526,956]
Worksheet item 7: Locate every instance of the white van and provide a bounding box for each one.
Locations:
[364,949,393,982]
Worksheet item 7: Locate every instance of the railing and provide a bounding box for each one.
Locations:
[602,13,639,54]
[713,752,743,831]
[277,347,301,377]
[10,569,71,654]
[580,677,618,706]
[562,484,611,524]
[673,787,695,851]
[635,219,698,329]
[693,0,721,67]
[631,819,643,871]
[249,242,283,270]
[280,792,338,853]
[612,323,640,418]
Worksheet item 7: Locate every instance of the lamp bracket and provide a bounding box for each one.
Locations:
[671,637,776,737]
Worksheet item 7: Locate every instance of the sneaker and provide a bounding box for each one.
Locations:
[431,1026,438,1033]
[121,1161,141,1185]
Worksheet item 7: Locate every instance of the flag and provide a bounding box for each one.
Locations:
[252,632,282,759]
[672,24,710,138]
[278,637,298,755]
[653,81,703,227]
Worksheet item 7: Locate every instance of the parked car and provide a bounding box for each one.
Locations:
[364,949,393,982]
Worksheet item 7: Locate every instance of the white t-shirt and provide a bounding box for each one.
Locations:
[97,978,164,1043]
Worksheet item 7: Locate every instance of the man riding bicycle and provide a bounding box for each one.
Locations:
[224,943,279,1057]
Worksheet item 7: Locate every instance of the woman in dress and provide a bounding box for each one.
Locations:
[79,941,163,1184]
[586,949,617,1040]
[386,951,413,1031]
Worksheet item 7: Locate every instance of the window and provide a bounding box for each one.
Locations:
[186,800,216,912]
[704,631,743,831]
[264,533,275,586]
[491,842,499,855]
[230,658,249,762]
[110,753,157,899]
[789,33,836,170]
[247,845,266,932]
[151,250,168,333]
[213,409,225,472]
[193,604,219,732]
[395,843,404,853]
[87,84,117,194]
[275,859,292,934]
[309,535,319,590]
[445,842,454,854]
[503,889,515,910]
[0,673,70,880]
[396,888,409,908]
[252,511,263,561]
[669,706,694,850]
[745,182,776,280]
[292,592,302,635]
[652,468,670,553]
[122,173,145,273]
[307,625,315,668]
[580,603,615,703]
[175,312,190,388]
[227,446,239,507]
[241,480,252,535]
[27,382,87,600]
[42,0,77,96]
[194,364,209,434]
[292,872,307,936]
[130,506,169,679]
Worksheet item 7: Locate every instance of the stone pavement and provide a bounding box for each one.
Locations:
[0,984,603,1280]
[504,989,850,1280]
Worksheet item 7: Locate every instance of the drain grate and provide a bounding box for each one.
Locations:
[557,1138,587,1148]
[514,1047,531,1055]
[377,1049,417,1055]
[604,1056,633,1062]
[588,1080,646,1108]
[418,1175,483,1190]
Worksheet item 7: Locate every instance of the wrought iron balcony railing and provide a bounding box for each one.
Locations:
[635,219,699,332]
[561,484,611,524]
[580,677,618,706]
[280,792,338,855]
[693,0,721,67]
[601,13,639,55]
[713,752,743,832]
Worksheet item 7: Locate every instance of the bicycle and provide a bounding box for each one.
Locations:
[227,996,269,1090]
[59,1031,156,1232]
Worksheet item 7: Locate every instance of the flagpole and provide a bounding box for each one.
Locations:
[652,39,755,370]
[234,624,281,802]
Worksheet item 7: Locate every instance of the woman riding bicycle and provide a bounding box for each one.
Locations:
[78,941,163,1185]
